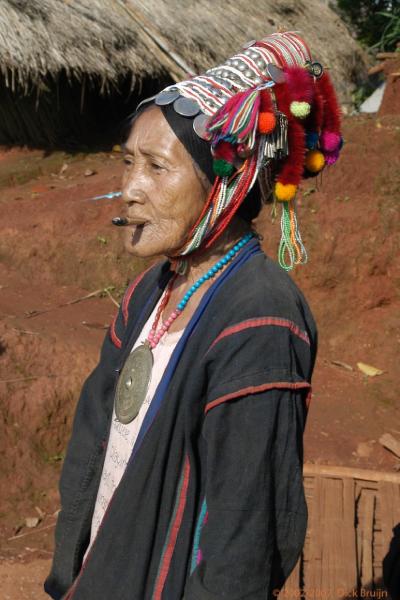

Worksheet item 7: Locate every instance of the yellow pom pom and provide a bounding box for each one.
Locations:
[290,101,311,119]
[275,182,297,202]
[305,149,325,173]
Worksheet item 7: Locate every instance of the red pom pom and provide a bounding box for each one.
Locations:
[284,65,314,105]
[260,89,273,113]
[258,112,276,134]
[276,119,306,187]
[310,90,324,132]
[213,141,236,163]
[273,83,307,187]
[316,72,341,136]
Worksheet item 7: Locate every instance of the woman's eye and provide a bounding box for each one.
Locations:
[151,162,165,172]
[123,157,134,166]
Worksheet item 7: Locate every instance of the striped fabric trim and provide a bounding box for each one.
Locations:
[109,314,122,349]
[152,455,191,600]
[122,261,158,325]
[190,498,208,574]
[205,381,311,414]
[204,316,310,358]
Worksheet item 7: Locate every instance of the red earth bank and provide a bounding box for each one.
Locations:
[0,109,399,597]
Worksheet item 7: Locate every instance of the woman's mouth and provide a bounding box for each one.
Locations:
[126,217,148,227]
[131,221,148,242]
[112,217,149,228]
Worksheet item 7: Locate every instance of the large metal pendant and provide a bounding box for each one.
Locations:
[115,341,154,424]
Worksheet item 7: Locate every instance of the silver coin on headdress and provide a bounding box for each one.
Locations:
[155,89,180,106]
[311,62,323,78]
[173,97,201,117]
[213,76,233,90]
[136,94,157,112]
[266,63,286,84]
[193,113,212,141]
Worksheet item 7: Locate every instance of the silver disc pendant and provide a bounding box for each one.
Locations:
[266,63,286,84]
[193,113,212,141]
[155,89,180,106]
[173,97,200,117]
[115,342,154,424]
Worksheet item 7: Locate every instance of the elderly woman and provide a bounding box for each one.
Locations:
[45,31,342,600]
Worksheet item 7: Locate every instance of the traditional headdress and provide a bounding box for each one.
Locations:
[138,31,343,273]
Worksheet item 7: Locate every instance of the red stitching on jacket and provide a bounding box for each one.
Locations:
[205,317,310,357]
[152,455,191,599]
[122,262,158,325]
[204,381,311,414]
[109,314,122,349]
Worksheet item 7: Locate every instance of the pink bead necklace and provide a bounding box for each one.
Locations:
[147,231,254,349]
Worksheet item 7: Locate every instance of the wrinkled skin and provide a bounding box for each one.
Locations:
[122,105,210,259]
[120,104,253,331]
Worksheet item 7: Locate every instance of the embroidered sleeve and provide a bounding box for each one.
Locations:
[184,385,309,599]
[182,312,315,599]
[202,313,315,415]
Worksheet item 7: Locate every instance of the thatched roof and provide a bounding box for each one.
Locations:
[0,0,368,104]
[0,0,166,93]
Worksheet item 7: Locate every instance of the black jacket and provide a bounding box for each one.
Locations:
[45,237,317,600]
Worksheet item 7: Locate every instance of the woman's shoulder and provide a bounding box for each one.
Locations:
[218,252,316,338]
[202,252,318,396]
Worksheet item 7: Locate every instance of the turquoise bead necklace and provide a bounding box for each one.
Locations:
[147,231,255,348]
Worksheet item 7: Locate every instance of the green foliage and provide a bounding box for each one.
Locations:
[336,0,400,51]
[371,9,400,52]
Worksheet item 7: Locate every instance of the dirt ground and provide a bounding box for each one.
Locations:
[1,99,399,594]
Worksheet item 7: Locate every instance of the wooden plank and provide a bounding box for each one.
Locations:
[322,478,341,590]
[379,481,400,555]
[378,481,400,597]
[373,490,384,583]
[304,463,400,484]
[359,490,375,587]
[306,475,323,591]
[320,477,358,592]
[300,469,400,598]
[342,477,358,589]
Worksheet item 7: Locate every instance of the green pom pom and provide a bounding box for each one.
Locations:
[213,159,235,177]
[290,101,311,119]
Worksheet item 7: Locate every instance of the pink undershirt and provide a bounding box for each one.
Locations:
[85,290,184,558]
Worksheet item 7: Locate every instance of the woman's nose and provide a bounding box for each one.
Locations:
[122,179,147,207]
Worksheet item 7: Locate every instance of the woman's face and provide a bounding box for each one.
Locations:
[121,105,210,258]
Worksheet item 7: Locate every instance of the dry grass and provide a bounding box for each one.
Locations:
[0,0,369,104]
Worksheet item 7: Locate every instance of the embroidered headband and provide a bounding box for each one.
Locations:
[137,31,343,273]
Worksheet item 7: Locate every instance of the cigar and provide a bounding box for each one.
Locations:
[112,217,129,226]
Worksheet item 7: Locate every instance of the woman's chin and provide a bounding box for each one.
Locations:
[123,226,177,259]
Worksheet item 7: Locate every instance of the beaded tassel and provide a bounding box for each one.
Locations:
[172,153,258,259]
[278,200,307,271]
[208,88,261,148]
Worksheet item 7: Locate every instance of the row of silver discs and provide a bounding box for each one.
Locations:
[152,42,286,142]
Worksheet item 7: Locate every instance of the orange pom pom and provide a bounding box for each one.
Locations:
[275,182,297,202]
[305,149,325,173]
[258,112,276,134]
